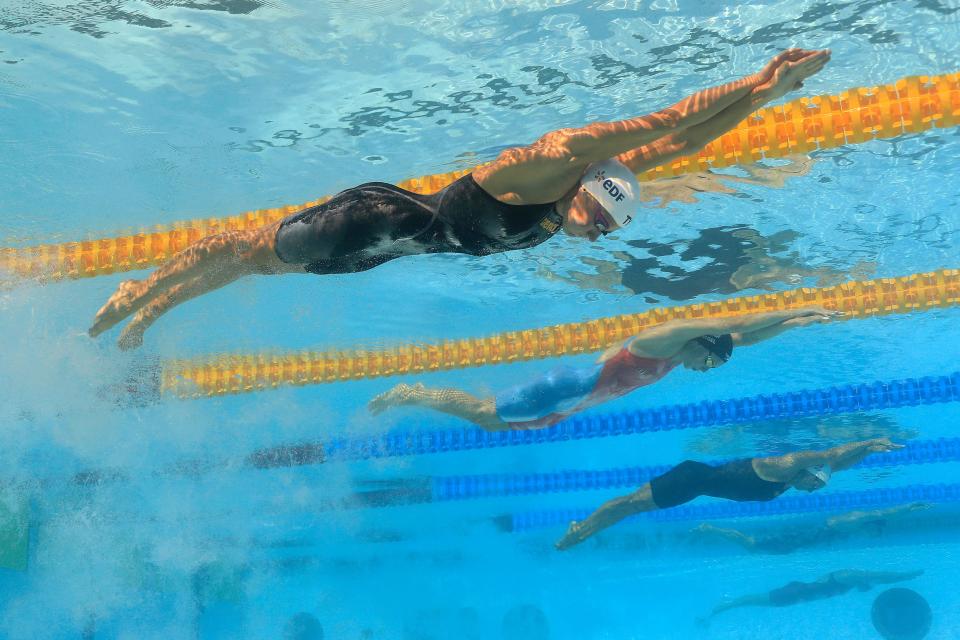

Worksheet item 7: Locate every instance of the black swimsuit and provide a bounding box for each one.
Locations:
[768,574,852,606]
[649,459,789,509]
[753,527,842,555]
[273,174,562,274]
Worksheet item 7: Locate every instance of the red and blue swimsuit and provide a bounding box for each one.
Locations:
[494,347,677,430]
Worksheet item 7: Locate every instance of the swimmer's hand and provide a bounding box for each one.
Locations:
[367,383,424,415]
[554,520,589,551]
[785,306,844,326]
[757,49,831,102]
[864,437,906,454]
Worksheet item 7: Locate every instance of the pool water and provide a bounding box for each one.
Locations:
[2,1,960,638]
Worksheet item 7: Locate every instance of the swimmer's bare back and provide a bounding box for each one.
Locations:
[89,49,830,348]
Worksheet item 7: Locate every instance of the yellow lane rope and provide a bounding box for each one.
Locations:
[3,72,958,281]
[161,268,960,398]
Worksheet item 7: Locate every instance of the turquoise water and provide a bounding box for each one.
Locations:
[2,0,960,638]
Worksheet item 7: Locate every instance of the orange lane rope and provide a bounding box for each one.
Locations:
[160,268,960,399]
[2,72,958,282]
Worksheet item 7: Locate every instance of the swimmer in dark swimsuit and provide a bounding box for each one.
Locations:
[705,569,923,620]
[88,49,831,349]
[368,306,838,431]
[554,437,904,550]
[692,502,930,555]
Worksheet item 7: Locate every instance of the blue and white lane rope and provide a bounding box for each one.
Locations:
[337,438,959,510]
[431,437,960,501]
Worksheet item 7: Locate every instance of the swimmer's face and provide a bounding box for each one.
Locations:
[791,471,827,492]
[562,188,619,241]
[678,340,728,372]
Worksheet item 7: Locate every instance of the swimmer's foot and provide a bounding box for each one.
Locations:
[89,279,148,337]
[367,383,426,415]
[554,520,588,551]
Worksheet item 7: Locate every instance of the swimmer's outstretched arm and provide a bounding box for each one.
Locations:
[828,569,924,588]
[625,306,838,358]
[615,50,830,177]
[758,438,906,479]
[726,308,839,347]
[691,523,760,551]
[477,50,829,201]
[825,502,930,530]
[558,50,800,161]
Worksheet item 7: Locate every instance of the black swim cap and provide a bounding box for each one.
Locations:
[695,334,734,362]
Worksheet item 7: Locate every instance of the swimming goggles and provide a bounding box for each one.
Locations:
[704,352,729,368]
[582,186,615,236]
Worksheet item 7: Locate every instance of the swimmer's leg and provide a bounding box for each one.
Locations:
[90,221,298,340]
[556,460,716,550]
[117,265,242,350]
[555,484,658,551]
[367,383,508,432]
[706,593,773,620]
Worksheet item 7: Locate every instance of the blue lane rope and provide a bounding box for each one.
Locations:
[431,437,960,501]
[328,437,960,510]
[508,482,960,532]
[314,372,960,462]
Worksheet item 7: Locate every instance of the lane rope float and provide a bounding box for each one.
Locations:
[160,269,960,397]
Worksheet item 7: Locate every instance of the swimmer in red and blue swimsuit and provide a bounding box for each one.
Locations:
[493,348,678,431]
[369,307,840,432]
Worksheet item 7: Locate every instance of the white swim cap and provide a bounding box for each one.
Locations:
[579,158,641,228]
[805,464,832,485]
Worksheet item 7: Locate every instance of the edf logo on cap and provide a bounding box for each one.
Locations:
[594,169,627,202]
[580,159,641,228]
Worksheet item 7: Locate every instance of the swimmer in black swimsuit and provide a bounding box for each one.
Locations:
[554,437,903,550]
[704,569,923,621]
[88,49,831,349]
